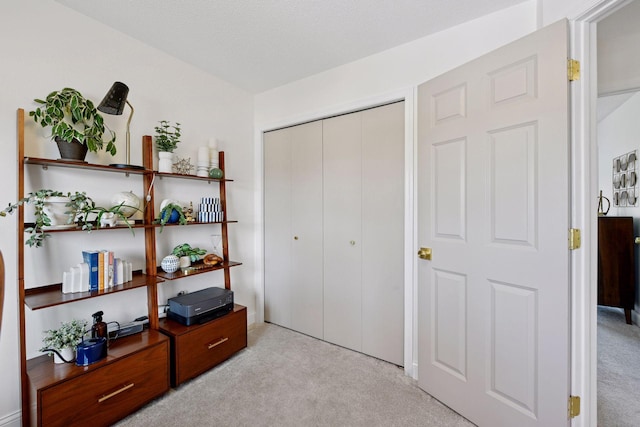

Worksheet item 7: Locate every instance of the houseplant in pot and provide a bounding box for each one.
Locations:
[1,189,140,247]
[40,318,88,364]
[30,87,117,161]
[154,120,181,173]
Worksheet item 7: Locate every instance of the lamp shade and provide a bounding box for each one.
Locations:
[98,82,129,115]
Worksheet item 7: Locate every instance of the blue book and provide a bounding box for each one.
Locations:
[82,250,99,291]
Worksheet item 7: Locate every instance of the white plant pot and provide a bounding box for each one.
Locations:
[42,196,73,228]
[179,256,191,268]
[158,151,174,173]
[53,346,75,364]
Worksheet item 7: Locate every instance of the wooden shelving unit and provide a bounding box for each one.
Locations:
[16,111,246,426]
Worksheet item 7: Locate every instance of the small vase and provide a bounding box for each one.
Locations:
[54,346,75,364]
[158,151,174,173]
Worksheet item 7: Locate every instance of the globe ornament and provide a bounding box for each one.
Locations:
[161,255,180,273]
[111,191,141,218]
[208,168,224,179]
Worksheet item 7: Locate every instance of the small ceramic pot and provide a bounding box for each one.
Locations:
[179,256,191,268]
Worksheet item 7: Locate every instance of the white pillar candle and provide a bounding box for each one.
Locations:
[198,146,209,163]
[208,137,218,150]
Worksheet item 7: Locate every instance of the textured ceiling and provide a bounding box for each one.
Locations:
[55,0,528,93]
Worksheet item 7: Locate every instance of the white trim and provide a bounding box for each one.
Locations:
[254,87,418,376]
[570,1,634,426]
[0,410,21,427]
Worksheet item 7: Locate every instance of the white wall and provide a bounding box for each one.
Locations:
[597,91,640,315]
[0,1,255,425]
[255,1,539,127]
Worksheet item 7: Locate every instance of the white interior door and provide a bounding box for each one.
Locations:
[417,19,570,427]
[264,128,293,328]
[290,121,324,339]
[361,102,405,366]
[323,112,363,350]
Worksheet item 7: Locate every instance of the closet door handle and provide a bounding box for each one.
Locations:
[350,240,356,246]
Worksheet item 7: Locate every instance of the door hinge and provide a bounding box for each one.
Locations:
[568,395,581,418]
[568,59,580,81]
[569,228,581,250]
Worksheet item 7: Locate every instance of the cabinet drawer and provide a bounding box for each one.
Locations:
[38,341,168,427]
[172,307,247,385]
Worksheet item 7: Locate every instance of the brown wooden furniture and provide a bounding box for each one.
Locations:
[16,109,245,426]
[27,331,169,427]
[150,141,246,386]
[159,304,247,386]
[598,216,636,324]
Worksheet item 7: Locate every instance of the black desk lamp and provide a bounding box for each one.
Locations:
[98,82,143,169]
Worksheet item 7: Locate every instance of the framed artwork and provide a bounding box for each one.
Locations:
[612,149,638,207]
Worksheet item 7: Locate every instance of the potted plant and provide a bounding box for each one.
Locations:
[30,88,117,161]
[154,120,181,173]
[40,319,88,364]
[172,243,207,268]
[156,201,187,230]
[1,189,139,247]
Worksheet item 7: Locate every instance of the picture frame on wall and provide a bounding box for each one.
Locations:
[612,150,638,207]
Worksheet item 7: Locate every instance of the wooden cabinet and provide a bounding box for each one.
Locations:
[159,305,247,386]
[28,331,169,427]
[264,101,405,366]
[598,216,636,324]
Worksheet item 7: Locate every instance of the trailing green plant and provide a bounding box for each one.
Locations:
[30,87,117,154]
[40,319,88,352]
[172,243,207,262]
[155,202,187,231]
[1,189,140,247]
[154,120,181,153]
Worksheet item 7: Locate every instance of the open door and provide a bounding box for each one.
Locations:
[417,19,570,426]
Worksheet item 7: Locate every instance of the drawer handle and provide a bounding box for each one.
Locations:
[208,337,229,349]
[98,383,135,403]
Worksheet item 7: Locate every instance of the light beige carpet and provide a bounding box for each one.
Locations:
[116,322,474,427]
[597,306,640,426]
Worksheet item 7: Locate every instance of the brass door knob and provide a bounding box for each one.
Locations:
[635,237,640,245]
[417,247,432,260]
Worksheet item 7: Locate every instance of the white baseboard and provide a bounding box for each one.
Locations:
[632,309,640,327]
[0,410,21,427]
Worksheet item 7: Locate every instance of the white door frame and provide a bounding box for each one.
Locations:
[570,1,635,426]
[254,88,418,376]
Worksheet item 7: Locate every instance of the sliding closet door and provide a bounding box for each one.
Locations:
[323,113,363,350]
[361,102,405,366]
[264,122,324,338]
[264,129,293,328]
[289,122,323,339]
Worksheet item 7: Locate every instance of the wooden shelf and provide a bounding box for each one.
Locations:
[155,171,233,182]
[24,272,163,310]
[25,221,146,233]
[24,157,151,175]
[154,220,237,229]
[156,261,242,280]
